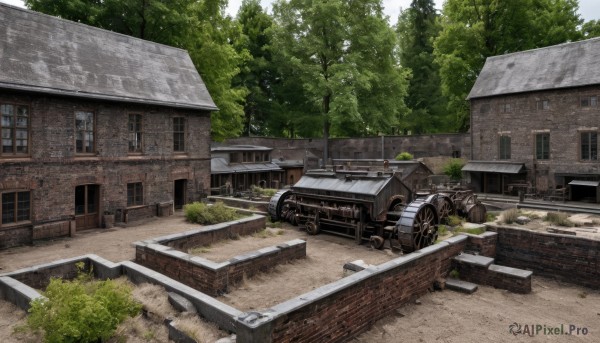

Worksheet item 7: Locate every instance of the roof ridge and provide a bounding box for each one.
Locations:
[0,2,188,53]
[487,37,600,61]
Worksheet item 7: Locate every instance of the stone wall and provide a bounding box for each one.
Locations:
[470,84,600,190]
[488,224,600,289]
[0,91,212,248]
[224,133,470,162]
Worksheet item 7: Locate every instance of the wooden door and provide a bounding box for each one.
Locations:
[75,184,99,230]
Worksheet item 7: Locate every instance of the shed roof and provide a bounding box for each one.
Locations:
[468,37,600,99]
[293,173,394,197]
[211,158,282,175]
[0,3,216,111]
[462,161,525,174]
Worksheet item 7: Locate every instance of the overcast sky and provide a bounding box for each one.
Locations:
[1,0,599,27]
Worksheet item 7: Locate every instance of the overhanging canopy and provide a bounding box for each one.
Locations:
[568,180,600,187]
[462,161,525,174]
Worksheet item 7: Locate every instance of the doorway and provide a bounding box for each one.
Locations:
[174,179,187,209]
[75,184,99,230]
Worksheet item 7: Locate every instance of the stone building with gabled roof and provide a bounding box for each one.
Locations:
[0,3,215,248]
[466,37,600,202]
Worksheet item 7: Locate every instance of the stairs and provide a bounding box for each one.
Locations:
[449,253,533,294]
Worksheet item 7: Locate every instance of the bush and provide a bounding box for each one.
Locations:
[502,208,519,224]
[184,201,243,224]
[26,264,141,343]
[486,212,498,222]
[250,185,277,197]
[544,211,574,227]
[395,152,414,161]
[443,158,465,181]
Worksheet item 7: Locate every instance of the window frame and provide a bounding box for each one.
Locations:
[499,103,512,114]
[499,135,511,160]
[75,110,96,154]
[1,102,30,157]
[479,103,491,114]
[580,96,598,108]
[1,190,31,226]
[173,117,186,153]
[128,113,143,154]
[536,100,550,111]
[126,182,144,207]
[580,131,598,161]
[535,133,550,160]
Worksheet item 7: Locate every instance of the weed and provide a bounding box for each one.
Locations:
[447,215,464,227]
[449,269,460,279]
[143,330,155,340]
[437,225,448,235]
[253,229,276,239]
[276,229,285,235]
[454,227,486,235]
[267,219,282,228]
[395,152,413,161]
[502,208,519,224]
[443,158,465,181]
[184,201,245,225]
[544,211,574,227]
[188,245,211,254]
[486,212,498,222]
[579,291,588,299]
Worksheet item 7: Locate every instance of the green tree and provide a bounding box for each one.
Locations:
[234,0,277,136]
[433,0,582,132]
[25,0,248,140]
[397,0,447,134]
[581,20,600,38]
[271,0,409,158]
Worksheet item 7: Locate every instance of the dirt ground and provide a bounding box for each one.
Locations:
[494,209,600,240]
[1,211,599,342]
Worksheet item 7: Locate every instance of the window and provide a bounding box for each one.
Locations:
[499,136,511,159]
[500,103,512,113]
[581,96,598,107]
[480,104,490,114]
[127,183,143,207]
[1,103,29,156]
[243,152,252,162]
[75,111,95,153]
[535,133,550,160]
[173,117,185,152]
[128,114,142,153]
[581,132,598,161]
[230,153,240,163]
[536,100,550,110]
[1,191,30,225]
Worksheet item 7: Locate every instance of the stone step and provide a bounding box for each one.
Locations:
[446,278,478,294]
[488,264,533,279]
[453,253,494,268]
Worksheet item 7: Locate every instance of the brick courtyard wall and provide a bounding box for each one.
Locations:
[124,205,157,223]
[488,225,600,289]
[234,236,468,343]
[464,231,498,257]
[32,220,73,240]
[0,225,32,249]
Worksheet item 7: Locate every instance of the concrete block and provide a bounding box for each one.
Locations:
[168,292,197,314]
[489,264,533,279]
[454,253,494,267]
[446,278,478,294]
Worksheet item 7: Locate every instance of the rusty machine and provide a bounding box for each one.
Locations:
[270,169,463,252]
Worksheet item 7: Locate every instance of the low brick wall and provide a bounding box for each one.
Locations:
[32,220,73,240]
[0,225,33,249]
[125,205,157,223]
[154,215,266,252]
[464,231,497,257]
[487,224,600,289]
[234,236,468,343]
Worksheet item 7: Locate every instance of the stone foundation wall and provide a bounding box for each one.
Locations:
[32,220,73,240]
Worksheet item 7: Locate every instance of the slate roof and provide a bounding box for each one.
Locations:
[462,161,525,174]
[0,3,217,111]
[211,145,273,152]
[468,37,600,99]
[211,158,283,175]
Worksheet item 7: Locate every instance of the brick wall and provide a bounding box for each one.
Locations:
[488,225,600,289]
[32,220,73,240]
[0,91,212,248]
[464,231,497,257]
[0,225,32,249]
[234,236,468,343]
[125,205,157,223]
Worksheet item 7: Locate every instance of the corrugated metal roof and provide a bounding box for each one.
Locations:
[462,161,525,174]
[293,174,392,196]
[211,158,282,174]
[0,4,216,111]
[468,37,600,99]
[568,180,600,187]
[211,145,272,152]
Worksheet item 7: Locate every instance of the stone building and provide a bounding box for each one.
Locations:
[0,4,215,248]
[466,37,600,202]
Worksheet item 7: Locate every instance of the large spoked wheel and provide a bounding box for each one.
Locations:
[412,205,438,250]
[436,195,455,224]
[396,200,439,252]
[268,190,293,221]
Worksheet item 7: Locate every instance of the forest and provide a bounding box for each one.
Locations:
[25,0,600,141]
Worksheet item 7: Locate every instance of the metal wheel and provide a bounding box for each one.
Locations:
[395,199,439,252]
[268,190,292,221]
[369,235,385,249]
[306,221,320,235]
[436,195,455,224]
